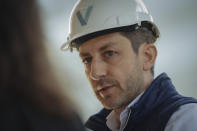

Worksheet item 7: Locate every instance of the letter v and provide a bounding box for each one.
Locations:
[77,6,93,26]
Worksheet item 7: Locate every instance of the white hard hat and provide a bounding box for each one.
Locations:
[61,0,159,51]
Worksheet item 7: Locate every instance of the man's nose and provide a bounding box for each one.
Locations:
[89,59,107,81]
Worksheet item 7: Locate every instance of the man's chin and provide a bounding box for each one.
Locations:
[100,100,120,110]
[101,103,114,110]
[96,94,119,108]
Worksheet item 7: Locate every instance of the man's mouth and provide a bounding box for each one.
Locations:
[97,85,114,98]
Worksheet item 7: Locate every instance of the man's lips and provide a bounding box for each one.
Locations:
[97,85,114,91]
[96,85,115,97]
[98,86,112,91]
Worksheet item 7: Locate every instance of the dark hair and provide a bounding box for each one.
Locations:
[120,27,157,76]
[0,0,72,117]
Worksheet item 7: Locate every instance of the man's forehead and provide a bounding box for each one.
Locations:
[79,32,123,52]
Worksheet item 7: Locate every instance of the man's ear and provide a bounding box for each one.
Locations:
[142,44,157,71]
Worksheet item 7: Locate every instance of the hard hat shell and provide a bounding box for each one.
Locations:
[61,0,159,51]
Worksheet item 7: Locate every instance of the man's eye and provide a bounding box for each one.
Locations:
[105,50,117,57]
[82,57,92,64]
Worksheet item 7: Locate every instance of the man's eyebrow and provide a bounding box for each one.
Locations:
[99,42,118,51]
[79,42,119,57]
[79,52,90,57]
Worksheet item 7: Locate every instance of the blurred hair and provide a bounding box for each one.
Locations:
[0,0,73,118]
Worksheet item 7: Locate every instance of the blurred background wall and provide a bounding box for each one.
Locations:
[37,0,197,122]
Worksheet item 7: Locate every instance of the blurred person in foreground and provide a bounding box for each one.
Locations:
[0,0,84,131]
[61,0,197,131]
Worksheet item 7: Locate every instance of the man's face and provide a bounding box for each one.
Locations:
[79,32,145,110]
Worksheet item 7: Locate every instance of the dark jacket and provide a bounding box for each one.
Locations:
[85,73,197,131]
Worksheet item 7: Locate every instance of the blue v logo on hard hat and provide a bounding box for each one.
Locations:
[77,6,93,26]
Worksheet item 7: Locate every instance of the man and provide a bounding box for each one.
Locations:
[61,0,197,130]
